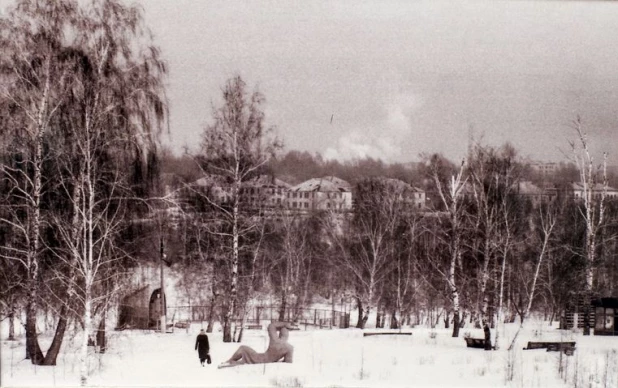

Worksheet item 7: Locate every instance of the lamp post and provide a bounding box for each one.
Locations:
[160,238,166,333]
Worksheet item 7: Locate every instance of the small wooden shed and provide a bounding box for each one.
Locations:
[592,297,618,336]
[117,286,166,330]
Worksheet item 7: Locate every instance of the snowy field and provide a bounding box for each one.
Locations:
[2,321,618,388]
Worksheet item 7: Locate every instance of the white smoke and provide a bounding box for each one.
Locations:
[324,90,422,162]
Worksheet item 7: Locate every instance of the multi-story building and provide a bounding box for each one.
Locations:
[530,162,558,176]
[571,182,618,201]
[516,181,557,206]
[286,176,352,211]
[239,175,290,209]
[408,186,426,209]
[182,175,233,207]
[364,177,425,210]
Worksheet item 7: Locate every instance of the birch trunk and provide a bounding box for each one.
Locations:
[24,58,54,363]
[450,240,461,337]
[572,121,607,336]
[494,254,507,349]
[223,183,239,343]
[479,237,492,326]
[80,292,92,386]
[432,161,467,338]
[508,209,554,350]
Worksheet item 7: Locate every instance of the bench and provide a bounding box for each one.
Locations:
[174,321,190,329]
[464,338,488,349]
[524,341,576,355]
[363,332,412,337]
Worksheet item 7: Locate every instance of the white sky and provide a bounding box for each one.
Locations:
[4,0,618,164]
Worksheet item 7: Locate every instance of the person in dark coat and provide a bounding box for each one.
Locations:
[195,329,210,366]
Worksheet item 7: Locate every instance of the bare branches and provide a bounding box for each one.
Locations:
[569,117,609,334]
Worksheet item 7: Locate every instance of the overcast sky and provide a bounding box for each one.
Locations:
[8,0,618,164]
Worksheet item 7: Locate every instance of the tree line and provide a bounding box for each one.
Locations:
[173,78,618,353]
[0,0,166,385]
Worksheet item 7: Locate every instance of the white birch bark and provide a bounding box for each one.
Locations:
[508,206,555,350]
[433,161,467,337]
[570,119,608,335]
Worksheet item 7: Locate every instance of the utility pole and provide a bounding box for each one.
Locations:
[160,237,166,333]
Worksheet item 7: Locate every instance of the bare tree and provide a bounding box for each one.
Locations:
[569,117,608,335]
[194,76,280,342]
[54,2,166,381]
[387,213,423,329]
[467,144,505,329]
[0,0,77,363]
[1,0,167,371]
[429,155,467,337]
[328,178,409,329]
[267,212,315,323]
[508,203,556,350]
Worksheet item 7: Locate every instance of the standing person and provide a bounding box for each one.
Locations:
[195,329,210,366]
[218,321,298,368]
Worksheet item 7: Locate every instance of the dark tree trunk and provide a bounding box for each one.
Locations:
[583,292,591,335]
[390,309,399,329]
[452,311,460,337]
[583,308,591,335]
[232,324,239,343]
[361,312,369,329]
[356,298,363,329]
[278,294,287,322]
[222,316,232,343]
[484,324,492,350]
[444,311,450,329]
[206,295,217,333]
[8,308,15,341]
[26,301,44,364]
[96,314,106,353]
[42,305,69,365]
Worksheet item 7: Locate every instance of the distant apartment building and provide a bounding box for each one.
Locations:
[516,181,557,206]
[409,186,426,209]
[239,175,291,209]
[190,176,233,204]
[571,182,618,201]
[371,177,426,210]
[286,176,353,211]
[530,162,558,176]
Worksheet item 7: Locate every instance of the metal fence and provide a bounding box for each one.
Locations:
[168,305,351,329]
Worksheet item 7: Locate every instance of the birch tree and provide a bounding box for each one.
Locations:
[508,203,556,350]
[67,1,166,382]
[569,117,608,335]
[1,0,167,372]
[331,178,408,328]
[428,155,467,337]
[195,76,280,342]
[384,212,423,329]
[267,213,317,322]
[470,144,520,348]
[0,0,77,364]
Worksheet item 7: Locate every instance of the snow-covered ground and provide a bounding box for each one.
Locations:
[2,321,618,388]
